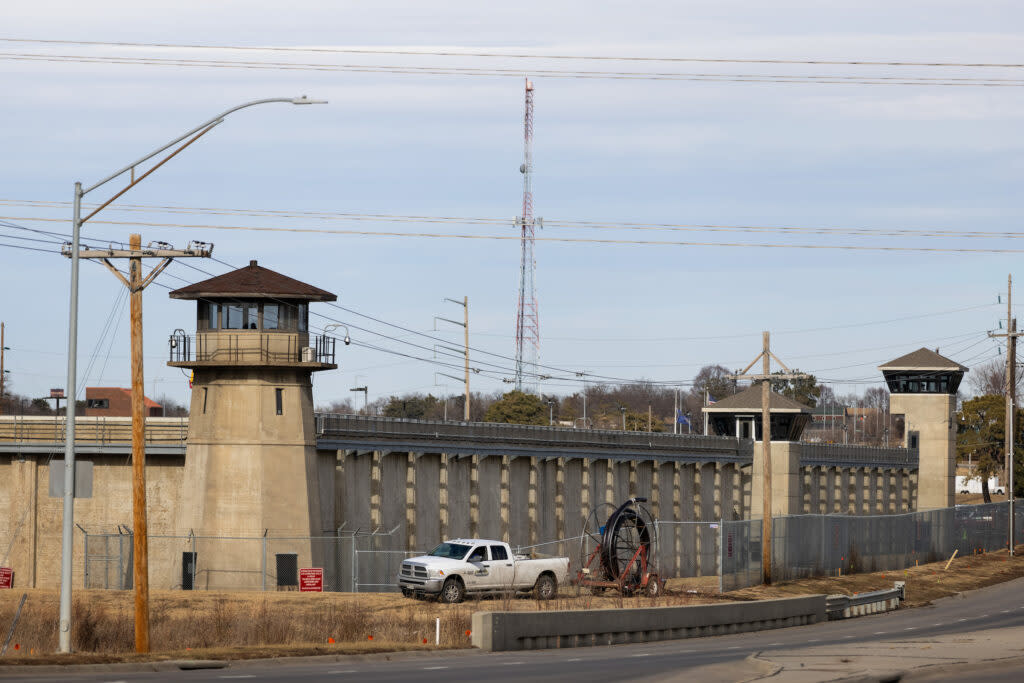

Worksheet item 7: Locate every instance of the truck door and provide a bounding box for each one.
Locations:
[463,545,490,589]
[487,544,515,591]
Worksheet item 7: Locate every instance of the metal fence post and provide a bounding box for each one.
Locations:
[261,530,267,592]
[717,519,723,591]
[83,530,89,589]
[352,535,358,593]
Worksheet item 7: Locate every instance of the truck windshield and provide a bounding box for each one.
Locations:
[428,542,471,560]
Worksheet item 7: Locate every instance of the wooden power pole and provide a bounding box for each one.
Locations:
[729,332,810,585]
[63,234,211,652]
[0,322,6,415]
[436,296,471,420]
[989,274,1019,554]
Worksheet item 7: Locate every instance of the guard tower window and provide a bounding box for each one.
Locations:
[206,302,220,330]
[297,303,308,332]
[247,306,259,330]
[275,388,283,415]
[263,304,279,330]
[86,399,109,409]
[225,305,245,329]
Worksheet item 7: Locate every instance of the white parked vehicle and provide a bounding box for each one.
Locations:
[397,538,570,603]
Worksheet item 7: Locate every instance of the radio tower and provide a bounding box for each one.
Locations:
[515,78,540,395]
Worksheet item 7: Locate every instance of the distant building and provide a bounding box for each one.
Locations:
[83,387,163,417]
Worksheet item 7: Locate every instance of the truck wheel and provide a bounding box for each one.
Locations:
[401,588,412,598]
[645,575,661,597]
[440,577,465,604]
[534,574,557,600]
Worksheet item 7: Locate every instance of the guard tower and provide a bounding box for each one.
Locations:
[703,385,812,441]
[703,385,812,517]
[879,348,966,510]
[167,260,337,587]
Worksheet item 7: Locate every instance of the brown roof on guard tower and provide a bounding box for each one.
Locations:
[878,347,967,373]
[169,260,336,301]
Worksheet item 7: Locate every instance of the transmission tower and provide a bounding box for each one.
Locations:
[515,78,540,395]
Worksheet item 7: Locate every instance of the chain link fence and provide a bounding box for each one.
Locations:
[80,503,1024,594]
[714,501,1024,591]
[82,528,410,592]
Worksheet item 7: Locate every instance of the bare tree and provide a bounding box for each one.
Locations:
[967,358,1023,398]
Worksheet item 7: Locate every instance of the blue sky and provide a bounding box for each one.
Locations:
[1,1,1022,409]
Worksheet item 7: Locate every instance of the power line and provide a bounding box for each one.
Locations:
[7,200,1024,241]
[2,51,1021,87]
[8,214,1024,254]
[2,37,1021,69]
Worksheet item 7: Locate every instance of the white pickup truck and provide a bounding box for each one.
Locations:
[397,538,570,603]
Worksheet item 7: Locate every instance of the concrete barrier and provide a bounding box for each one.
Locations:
[826,583,904,620]
[471,595,826,651]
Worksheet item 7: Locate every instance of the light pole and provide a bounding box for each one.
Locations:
[350,385,368,413]
[323,323,352,346]
[620,405,627,431]
[547,400,554,426]
[59,96,326,654]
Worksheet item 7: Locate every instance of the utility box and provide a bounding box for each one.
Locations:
[276,553,298,589]
[182,552,197,590]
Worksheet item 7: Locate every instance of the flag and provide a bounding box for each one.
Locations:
[707,394,717,405]
[676,410,690,425]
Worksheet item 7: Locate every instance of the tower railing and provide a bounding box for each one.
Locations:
[167,332,335,366]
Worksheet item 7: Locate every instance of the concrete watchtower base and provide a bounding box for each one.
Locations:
[176,368,324,588]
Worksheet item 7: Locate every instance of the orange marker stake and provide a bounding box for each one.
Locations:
[328,637,335,644]
[368,635,373,641]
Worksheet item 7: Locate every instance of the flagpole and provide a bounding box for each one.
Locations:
[704,390,710,435]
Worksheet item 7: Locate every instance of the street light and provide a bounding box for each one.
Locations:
[547,399,554,426]
[350,386,369,413]
[323,323,351,345]
[59,96,326,654]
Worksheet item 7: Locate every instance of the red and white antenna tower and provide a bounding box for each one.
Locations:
[515,78,540,394]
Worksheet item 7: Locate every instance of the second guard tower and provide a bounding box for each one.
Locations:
[168,260,336,586]
[880,348,966,510]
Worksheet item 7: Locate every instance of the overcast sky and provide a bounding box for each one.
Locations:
[2,1,1022,410]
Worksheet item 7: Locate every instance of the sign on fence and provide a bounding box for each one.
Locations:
[0,567,12,589]
[299,567,323,592]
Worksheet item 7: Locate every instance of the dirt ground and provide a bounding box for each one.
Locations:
[955,492,1009,505]
[3,547,1024,665]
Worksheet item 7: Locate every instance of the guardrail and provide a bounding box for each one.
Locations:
[471,595,826,651]
[316,413,753,461]
[826,583,904,620]
[800,442,918,469]
[0,416,188,446]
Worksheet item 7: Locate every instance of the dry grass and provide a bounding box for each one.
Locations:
[4,549,1023,664]
[0,584,721,661]
[724,544,1024,608]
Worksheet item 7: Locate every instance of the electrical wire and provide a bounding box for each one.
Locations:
[8,200,1024,242]
[1,50,1021,87]
[3,37,1021,69]
[7,214,1024,254]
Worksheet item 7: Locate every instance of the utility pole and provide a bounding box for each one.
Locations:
[349,385,368,414]
[0,322,7,414]
[436,297,470,420]
[63,234,212,652]
[989,274,1019,554]
[729,332,810,585]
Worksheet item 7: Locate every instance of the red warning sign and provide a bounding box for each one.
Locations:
[299,567,323,592]
[0,567,12,589]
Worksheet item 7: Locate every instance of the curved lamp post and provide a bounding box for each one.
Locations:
[59,96,326,654]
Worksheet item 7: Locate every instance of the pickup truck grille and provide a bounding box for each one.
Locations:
[401,562,428,579]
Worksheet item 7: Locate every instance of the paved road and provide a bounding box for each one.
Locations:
[6,579,1024,682]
